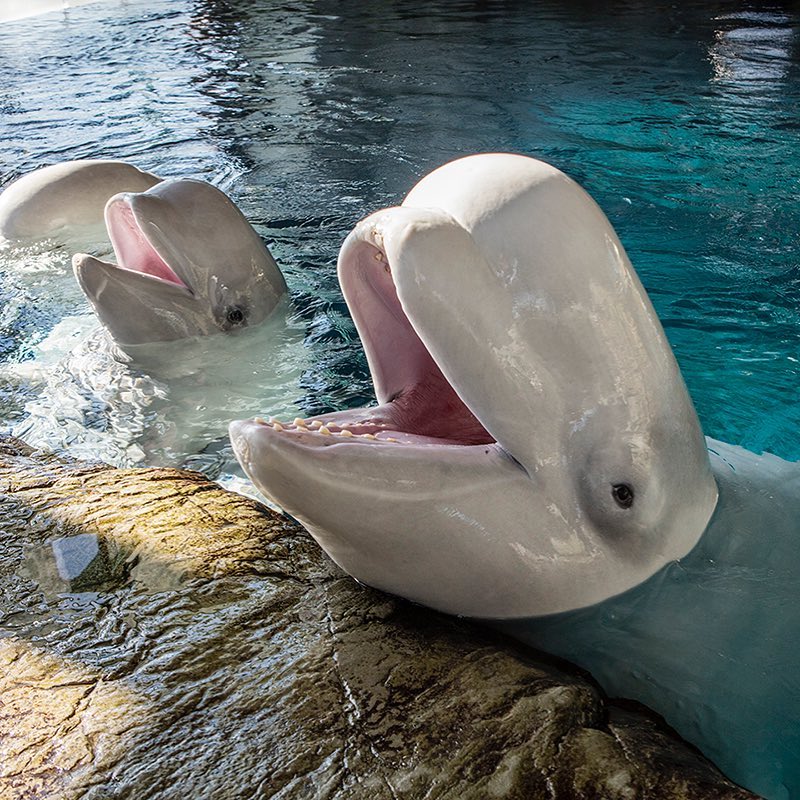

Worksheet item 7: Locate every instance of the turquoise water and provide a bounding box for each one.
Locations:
[0,0,798,465]
[1,2,799,796]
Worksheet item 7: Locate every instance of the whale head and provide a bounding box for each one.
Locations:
[73,178,286,346]
[230,154,718,619]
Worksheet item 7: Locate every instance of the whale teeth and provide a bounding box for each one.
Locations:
[254,415,401,443]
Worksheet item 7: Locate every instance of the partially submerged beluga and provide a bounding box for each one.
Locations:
[73,178,287,346]
[230,153,719,618]
[2,165,298,469]
[231,153,800,799]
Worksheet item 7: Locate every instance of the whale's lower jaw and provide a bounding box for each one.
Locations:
[229,414,717,619]
[228,416,520,618]
[72,253,206,345]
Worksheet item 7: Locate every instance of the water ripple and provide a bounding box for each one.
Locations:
[0,0,798,462]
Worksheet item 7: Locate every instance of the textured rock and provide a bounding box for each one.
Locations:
[0,437,757,799]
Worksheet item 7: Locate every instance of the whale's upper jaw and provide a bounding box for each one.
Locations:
[72,178,287,346]
[103,194,192,291]
[231,154,719,620]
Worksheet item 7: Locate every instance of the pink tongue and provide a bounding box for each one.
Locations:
[108,202,186,287]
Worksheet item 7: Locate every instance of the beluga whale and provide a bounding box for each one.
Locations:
[230,153,800,799]
[73,178,287,346]
[0,159,161,245]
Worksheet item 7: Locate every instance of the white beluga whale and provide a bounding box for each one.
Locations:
[72,178,287,346]
[0,159,160,245]
[230,153,800,799]
[231,153,718,618]
[1,166,298,473]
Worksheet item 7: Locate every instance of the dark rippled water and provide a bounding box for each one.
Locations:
[0,0,798,461]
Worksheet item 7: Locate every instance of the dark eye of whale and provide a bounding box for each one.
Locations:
[226,306,245,326]
[612,483,634,509]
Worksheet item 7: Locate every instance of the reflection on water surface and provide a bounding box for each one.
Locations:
[0,4,799,799]
[0,1,798,462]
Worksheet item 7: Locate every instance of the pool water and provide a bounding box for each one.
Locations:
[1,1,799,796]
[0,0,798,470]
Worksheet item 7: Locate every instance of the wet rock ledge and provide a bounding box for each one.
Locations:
[0,437,756,800]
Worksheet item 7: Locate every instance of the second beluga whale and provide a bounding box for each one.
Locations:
[7,173,300,470]
[0,159,161,246]
[73,177,287,346]
[229,153,800,799]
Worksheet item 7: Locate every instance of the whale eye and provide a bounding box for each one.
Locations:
[612,483,634,509]
[226,306,245,326]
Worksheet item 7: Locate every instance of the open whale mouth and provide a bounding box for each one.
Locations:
[250,227,494,449]
[104,196,189,290]
[229,154,722,622]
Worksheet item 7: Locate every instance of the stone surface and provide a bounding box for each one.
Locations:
[0,437,758,799]
[51,532,102,581]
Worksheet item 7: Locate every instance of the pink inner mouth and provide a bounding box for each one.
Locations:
[106,199,187,288]
[341,245,492,444]
[258,238,494,447]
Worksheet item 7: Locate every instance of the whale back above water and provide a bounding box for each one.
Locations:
[72,178,287,346]
[0,159,160,243]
